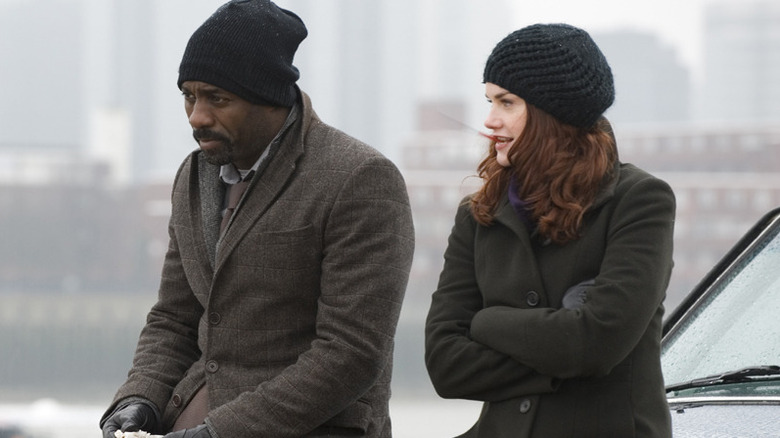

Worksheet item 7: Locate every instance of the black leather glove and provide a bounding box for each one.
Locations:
[101,401,161,438]
[164,424,212,438]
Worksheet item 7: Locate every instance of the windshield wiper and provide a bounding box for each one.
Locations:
[666,365,780,393]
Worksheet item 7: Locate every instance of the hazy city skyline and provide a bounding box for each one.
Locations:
[0,0,730,184]
[2,2,780,435]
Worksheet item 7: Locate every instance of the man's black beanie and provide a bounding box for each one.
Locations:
[484,23,614,129]
[178,0,307,107]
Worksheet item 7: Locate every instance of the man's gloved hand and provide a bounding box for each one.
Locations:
[101,401,161,438]
[163,424,212,438]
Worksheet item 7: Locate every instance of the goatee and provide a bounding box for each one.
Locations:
[193,129,233,166]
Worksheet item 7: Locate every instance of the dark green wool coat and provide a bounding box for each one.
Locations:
[426,162,675,438]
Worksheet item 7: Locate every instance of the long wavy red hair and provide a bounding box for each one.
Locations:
[470,104,617,244]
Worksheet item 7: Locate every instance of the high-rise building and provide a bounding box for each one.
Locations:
[0,0,159,185]
[0,0,220,185]
[94,0,157,183]
[594,30,691,124]
[277,0,514,162]
[697,0,780,122]
[0,0,84,151]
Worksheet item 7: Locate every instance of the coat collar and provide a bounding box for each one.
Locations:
[214,91,316,271]
[491,195,549,301]
[590,159,620,211]
[194,89,318,271]
[198,158,223,268]
[493,159,621,245]
[494,195,534,242]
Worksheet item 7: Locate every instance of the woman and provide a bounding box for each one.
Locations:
[425,24,675,437]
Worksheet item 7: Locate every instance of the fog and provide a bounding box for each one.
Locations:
[2,0,779,436]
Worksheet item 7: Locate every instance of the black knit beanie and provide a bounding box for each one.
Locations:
[484,23,614,128]
[178,0,307,107]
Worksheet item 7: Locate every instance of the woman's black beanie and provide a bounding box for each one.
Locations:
[484,23,614,128]
[177,0,307,107]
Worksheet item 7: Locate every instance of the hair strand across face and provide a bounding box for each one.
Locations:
[471,107,617,244]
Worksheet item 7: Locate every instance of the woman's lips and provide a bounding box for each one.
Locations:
[480,132,513,145]
[480,132,514,147]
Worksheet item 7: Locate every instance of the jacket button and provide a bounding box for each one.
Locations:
[208,312,221,325]
[172,394,182,407]
[206,360,219,373]
[519,398,532,414]
[526,291,540,307]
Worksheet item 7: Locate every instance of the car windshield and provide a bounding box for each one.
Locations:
[661,211,780,396]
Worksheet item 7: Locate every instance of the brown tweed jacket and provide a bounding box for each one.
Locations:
[105,91,415,437]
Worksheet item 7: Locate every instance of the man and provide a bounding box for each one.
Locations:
[100,1,414,437]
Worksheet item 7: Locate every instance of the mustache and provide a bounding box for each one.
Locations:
[192,129,230,144]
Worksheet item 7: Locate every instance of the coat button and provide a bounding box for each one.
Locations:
[526,291,540,307]
[206,360,219,373]
[208,312,221,325]
[172,394,182,407]
[519,398,532,414]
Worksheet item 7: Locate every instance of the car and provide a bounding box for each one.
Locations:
[661,206,780,437]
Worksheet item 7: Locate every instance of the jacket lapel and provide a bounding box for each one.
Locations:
[484,162,621,305]
[213,107,308,272]
[590,160,620,211]
[494,196,533,242]
[197,155,223,268]
[492,195,548,298]
[214,143,302,272]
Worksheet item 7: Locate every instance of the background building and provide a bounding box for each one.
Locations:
[1,0,780,435]
[697,0,780,122]
[281,0,513,162]
[595,30,691,124]
[0,0,84,154]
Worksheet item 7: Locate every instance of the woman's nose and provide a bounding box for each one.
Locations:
[484,108,501,130]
